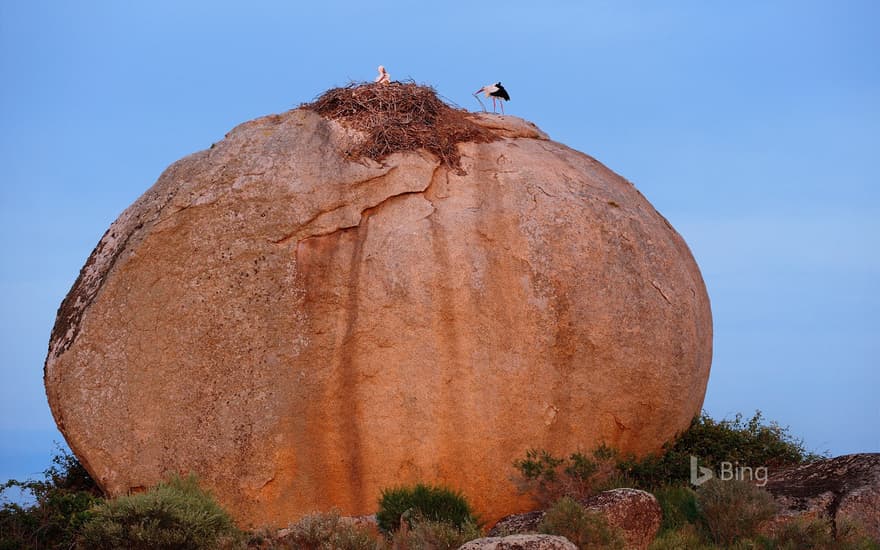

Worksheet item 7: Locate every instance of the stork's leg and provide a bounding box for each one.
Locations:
[500,100,505,115]
[492,97,497,113]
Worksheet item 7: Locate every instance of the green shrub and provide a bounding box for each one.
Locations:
[513,445,620,505]
[538,496,624,550]
[390,517,482,550]
[514,412,820,496]
[763,517,879,550]
[77,473,239,549]
[0,446,101,550]
[283,511,378,550]
[653,485,700,533]
[376,483,476,534]
[619,411,821,489]
[834,519,880,550]
[513,449,565,505]
[770,517,836,549]
[649,507,880,550]
[726,538,770,549]
[696,479,777,545]
[648,524,716,550]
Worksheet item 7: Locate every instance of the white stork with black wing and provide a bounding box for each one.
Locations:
[474,82,510,114]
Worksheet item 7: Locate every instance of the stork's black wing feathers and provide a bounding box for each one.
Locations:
[490,82,510,101]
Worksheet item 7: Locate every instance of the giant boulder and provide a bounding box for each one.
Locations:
[45,84,712,527]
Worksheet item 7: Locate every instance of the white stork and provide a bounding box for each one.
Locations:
[474,82,510,114]
[375,65,390,85]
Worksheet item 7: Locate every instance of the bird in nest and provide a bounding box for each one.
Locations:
[375,65,390,85]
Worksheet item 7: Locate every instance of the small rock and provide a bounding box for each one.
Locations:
[579,489,661,550]
[487,510,544,537]
[458,534,577,550]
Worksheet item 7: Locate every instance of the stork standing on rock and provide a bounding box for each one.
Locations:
[474,82,510,114]
[375,65,390,84]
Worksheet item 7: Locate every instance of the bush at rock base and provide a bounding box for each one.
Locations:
[513,410,818,505]
[619,411,822,489]
[282,511,378,550]
[769,517,880,550]
[77,473,239,550]
[647,523,714,550]
[376,483,476,534]
[537,497,624,550]
[0,446,101,550]
[772,517,838,549]
[509,424,876,549]
[695,478,777,546]
[390,517,482,550]
[5,412,865,549]
[833,520,880,550]
[653,485,700,533]
[649,519,880,550]
[513,445,624,506]
[264,512,483,550]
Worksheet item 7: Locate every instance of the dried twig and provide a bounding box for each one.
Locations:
[302,82,496,171]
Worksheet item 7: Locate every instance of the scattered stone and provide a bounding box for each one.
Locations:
[458,534,577,550]
[488,510,544,537]
[579,489,661,550]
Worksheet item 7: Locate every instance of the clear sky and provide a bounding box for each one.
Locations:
[1,1,877,486]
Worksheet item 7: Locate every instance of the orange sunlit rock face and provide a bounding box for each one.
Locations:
[45,106,711,527]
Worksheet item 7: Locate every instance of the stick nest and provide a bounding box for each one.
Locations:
[302,82,496,171]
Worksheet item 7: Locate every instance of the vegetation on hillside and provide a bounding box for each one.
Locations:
[2,412,875,549]
[77,473,239,550]
[513,411,821,502]
[619,411,823,489]
[538,496,624,549]
[511,410,878,549]
[0,446,101,550]
[375,483,477,534]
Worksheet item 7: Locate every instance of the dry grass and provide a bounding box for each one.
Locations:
[302,82,496,171]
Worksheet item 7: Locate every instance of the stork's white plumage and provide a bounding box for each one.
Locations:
[375,65,390,84]
[474,82,510,114]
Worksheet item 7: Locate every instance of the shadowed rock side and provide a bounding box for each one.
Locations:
[45,98,712,527]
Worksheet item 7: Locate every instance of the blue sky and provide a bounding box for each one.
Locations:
[1,1,877,486]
